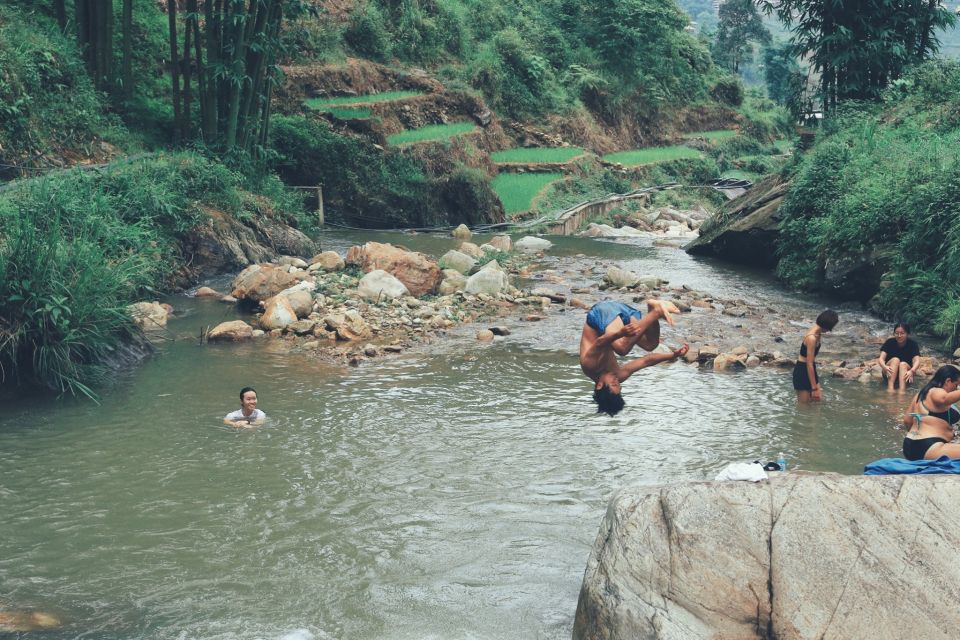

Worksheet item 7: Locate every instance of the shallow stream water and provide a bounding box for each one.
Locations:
[0,232,920,639]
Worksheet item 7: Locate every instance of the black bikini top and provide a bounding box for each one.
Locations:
[799,339,820,357]
[920,398,960,426]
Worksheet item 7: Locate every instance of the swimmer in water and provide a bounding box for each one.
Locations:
[224,387,266,427]
[579,299,688,416]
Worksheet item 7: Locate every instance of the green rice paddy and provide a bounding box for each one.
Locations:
[603,145,702,166]
[490,147,587,163]
[682,129,737,141]
[321,107,374,119]
[491,172,563,214]
[387,122,477,146]
[304,90,423,109]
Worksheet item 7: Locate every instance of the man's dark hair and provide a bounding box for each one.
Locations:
[593,385,626,416]
[240,386,257,400]
[816,309,839,331]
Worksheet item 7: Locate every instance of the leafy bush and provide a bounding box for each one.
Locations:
[344,3,392,60]
[710,77,744,106]
[436,166,503,225]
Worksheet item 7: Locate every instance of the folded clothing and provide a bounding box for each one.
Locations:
[864,455,960,475]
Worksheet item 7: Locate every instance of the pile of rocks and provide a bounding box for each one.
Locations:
[182,230,563,361]
[579,205,711,240]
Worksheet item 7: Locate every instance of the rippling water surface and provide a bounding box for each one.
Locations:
[0,233,913,639]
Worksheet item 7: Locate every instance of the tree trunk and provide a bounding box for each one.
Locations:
[224,2,250,149]
[122,0,133,100]
[167,0,182,143]
[54,0,67,32]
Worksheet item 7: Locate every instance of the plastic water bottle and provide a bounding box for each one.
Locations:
[777,452,787,473]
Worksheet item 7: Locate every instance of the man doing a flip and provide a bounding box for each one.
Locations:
[579,299,688,416]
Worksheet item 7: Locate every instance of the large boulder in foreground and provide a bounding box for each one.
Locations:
[207,320,253,342]
[345,242,440,297]
[684,173,790,268]
[574,473,960,640]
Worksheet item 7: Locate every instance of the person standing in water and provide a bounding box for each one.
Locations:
[224,387,267,427]
[878,322,921,392]
[579,299,688,416]
[792,310,839,403]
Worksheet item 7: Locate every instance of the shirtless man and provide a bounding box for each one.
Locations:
[580,299,688,416]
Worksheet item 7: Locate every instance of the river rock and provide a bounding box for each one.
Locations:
[358,269,410,302]
[308,251,345,271]
[0,610,60,632]
[452,223,472,240]
[287,319,317,335]
[697,345,720,363]
[683,347,700,363]
[345,242,441,297]
[128,301,169,329]
[573,474,960,640]
[713,353,746,370]
[231,264,299,303]
[277,255,308,269]
[260,296,297,330]
[465,266,509,295]
[570,298,590,310]
[208,320,253,342]
[604,266,640,288]
[440,250,477,275]
[684,173,790,268]
[438,269,468,295]
[275,282,315,318]
[515,236,553,253]
[194,286,221,297]
[489,235,512,251]
[731,345,749,355]
[579,223,645,238]
[324,310,370,341]
[476,329,494,341]
[458,242,485,258]
[746,355,761,367]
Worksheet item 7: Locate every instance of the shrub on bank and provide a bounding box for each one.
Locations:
[0,153,308,396]
[776,61,960,345]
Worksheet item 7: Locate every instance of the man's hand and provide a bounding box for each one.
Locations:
[672,343,689,359]
[811,388,823,401]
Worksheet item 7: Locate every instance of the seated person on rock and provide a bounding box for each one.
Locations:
[579,299,688,417]
[224,387,267,428]
[902,365,960,461]
[879,323,920,391]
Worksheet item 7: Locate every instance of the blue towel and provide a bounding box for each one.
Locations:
[864,456,960,475]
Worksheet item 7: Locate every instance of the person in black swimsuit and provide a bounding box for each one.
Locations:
[792,310,839,403]
[902,365,960,461]
[878,322,921,392]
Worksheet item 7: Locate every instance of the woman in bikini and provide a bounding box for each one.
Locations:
[902,365,960,461]
[793,310,839,403]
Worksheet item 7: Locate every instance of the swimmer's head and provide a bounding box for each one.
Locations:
[239,387,258,412]
[816,309,839,331]
[593,384,625,417]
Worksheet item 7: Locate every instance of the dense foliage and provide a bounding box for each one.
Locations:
[711,0,770,74]
[761,0,956,110]
[776,60,960,345]
[0,153,306,396]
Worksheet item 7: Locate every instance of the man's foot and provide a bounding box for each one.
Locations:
[647,299,681,326]
[671,343,689,359]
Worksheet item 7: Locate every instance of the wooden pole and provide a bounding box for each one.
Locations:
[317,185,325,226]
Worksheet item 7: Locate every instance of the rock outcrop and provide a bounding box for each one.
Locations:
[574,473,960,640]
[230,264,301,304]
[684,173,790,267]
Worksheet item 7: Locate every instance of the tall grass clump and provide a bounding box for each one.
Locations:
[775,61,960,344]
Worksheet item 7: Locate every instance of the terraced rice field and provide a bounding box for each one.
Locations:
[602,145,702,166]
[320,107,374,119]
[490,147,587,163]
[387,122,477,146]
[304,90,424,109]
[682,129,738,141]
[491,172,563,214]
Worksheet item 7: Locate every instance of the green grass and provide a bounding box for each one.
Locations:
[720,169,757,181]
[304,90,424,108]
[490,147,587,163]
[603,146,702,166]
[682,130,738,141]
[491,172,563,214]
[387,122,477,146]
[321,107,374,119]
[773,138,795,153]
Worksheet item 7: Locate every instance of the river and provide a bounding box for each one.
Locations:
[0,231,918,639]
